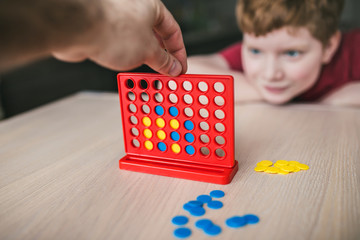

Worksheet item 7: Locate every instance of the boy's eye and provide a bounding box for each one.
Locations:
[249,48,261,55]
[284,50,301,57]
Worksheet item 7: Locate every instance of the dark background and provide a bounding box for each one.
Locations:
[0,0,359,119]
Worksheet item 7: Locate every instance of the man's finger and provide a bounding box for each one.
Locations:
[145,36,182,76]
[153,2,187,74]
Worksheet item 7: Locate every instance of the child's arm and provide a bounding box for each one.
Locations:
[187,54,263,103]
[321,82,360,107]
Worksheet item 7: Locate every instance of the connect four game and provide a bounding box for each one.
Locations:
[117,73,238,184]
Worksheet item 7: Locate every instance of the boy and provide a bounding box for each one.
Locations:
[187,0,360,106]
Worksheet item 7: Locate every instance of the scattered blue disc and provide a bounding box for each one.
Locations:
[169,106,179,117]
[172,216,189,226]
[185,145,195,155]
[157,142,167,152]
[184,120,194,130]
[225,216,247,228]
[184,133,195,143]
[196,195,212,203]
[189,206,206,217]
[207,200,223,209]
[170,131,180,141]
[244,214,260,224]
[174,227,191,239]
[183,203,193,211]
[210,190,225,198]
[187,200,203,207]
[204,224,222,236]
[155,105,164,116]
[195,219,213,230]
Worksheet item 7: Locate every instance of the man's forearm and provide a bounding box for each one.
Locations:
[0,0,103,71]
[0,0,188,76]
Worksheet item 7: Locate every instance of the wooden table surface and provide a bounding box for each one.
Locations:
[0,92,359,240]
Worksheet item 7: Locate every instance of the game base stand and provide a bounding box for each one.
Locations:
[117,73,238,184]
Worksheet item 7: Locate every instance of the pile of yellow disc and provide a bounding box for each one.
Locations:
[254,160,309,175]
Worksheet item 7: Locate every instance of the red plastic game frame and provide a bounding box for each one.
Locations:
[117,73,238,184]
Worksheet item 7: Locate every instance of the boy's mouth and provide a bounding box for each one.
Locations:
[264,85,289,94]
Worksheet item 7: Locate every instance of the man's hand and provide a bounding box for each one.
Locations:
[52,0,187,76]
[0,0,187,76]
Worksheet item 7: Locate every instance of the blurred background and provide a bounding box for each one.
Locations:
[0,0,359,119]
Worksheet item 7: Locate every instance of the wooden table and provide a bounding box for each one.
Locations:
[0,92,359,240]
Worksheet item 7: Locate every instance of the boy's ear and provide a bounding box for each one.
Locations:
[322,30,341,64]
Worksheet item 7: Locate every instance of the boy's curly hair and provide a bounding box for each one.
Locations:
[236,0,345,46]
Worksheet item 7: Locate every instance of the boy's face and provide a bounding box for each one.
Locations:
[242,27,326,104]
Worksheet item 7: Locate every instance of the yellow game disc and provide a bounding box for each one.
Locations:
[171,143,181,153]
[280,165,295,172]
[170,119,180,129]
[264,167,279,174]
[297,163,310,170]
[278,169,290,175]
[274,163,282,168]
[288,161,300,166]
[292,166,301,172]
[144,140,153,150]
[142,117,152,127]
[275,160,289,166]
[143,129,153,139]
[156,118,165,128]
[157,130,166,140]
[257,160,273,167]
[254,165,267,172]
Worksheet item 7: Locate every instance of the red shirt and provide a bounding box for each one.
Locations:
[220,29,360,102]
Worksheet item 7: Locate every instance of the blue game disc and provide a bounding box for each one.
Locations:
[207,200,223,209]
[174,227,191,239]
[184,133,195,143]
[225,216,247,228]
[185,145,195,155]
[187,200,203,207]
[157,142,167,152]
[170,131,180,141]
[169,106,179,117]
[189,206,206,217]
[155,105,164,116]
[196,195,212,203]
[184,120,194,130]
[209,190,225,198]
[172,216,189,226]
[204,224,222,236]
[183,203,193,211]
[183,200,203,212]
[195,219,213,230]
[244,214,260,224]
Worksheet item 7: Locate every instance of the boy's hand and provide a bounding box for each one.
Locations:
[52,0,187,76]
[321,82,360,106]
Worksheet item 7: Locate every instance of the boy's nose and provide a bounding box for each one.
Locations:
[262,58,283,81]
